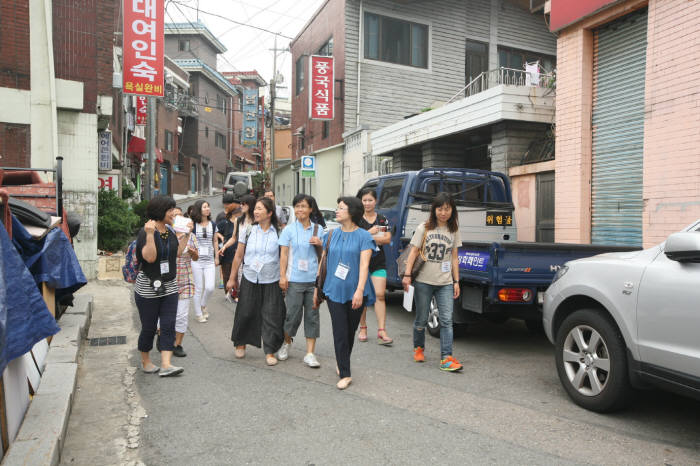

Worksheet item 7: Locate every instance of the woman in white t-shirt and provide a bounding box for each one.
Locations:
[402,193,463,372]
[190,200,218,323]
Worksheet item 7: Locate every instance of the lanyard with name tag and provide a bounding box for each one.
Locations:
[198,243,210,256]
[335,262,350,280]
[298,259,309,272]
[252,259,264,273]
[160,261,170,275]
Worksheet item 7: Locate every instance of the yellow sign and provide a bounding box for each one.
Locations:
[204,106,212,113]
[486,212,513,227]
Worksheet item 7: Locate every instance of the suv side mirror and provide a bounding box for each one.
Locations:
[664,232,700,262]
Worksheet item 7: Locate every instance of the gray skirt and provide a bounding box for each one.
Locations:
[231,276,286,354]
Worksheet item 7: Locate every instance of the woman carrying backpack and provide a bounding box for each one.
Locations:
[190,200,218,323]
[134,195,190,377]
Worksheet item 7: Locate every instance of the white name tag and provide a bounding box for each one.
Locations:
[198,244,209,256]
[160,261,170,275]
[441,261,451,273]
[334,262,350,280]
[298,259,309,272]
[252,259,264,273]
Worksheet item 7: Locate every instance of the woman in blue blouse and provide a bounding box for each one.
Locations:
[314,196,375,390]
[226,197,286,366]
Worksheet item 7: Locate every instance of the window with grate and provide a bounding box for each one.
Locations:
[215,132,226,149]
[318,38,333,56]
[165,130,173,151]
[295,56,305,95]
[178,40,190,51]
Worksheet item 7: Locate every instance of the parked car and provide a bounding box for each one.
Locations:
[317,207,340,230]
[359,168,636,336]
[543,220,700,412]
[222,171,256,197]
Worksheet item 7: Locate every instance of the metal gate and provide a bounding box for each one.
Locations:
[591,9,647,246]
[536,171,555,242]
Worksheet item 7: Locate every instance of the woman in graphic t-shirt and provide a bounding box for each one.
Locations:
[356,187,393,345]
[402,193,463,372]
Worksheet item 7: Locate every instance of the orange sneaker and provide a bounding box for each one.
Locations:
[440,355,463,372]
[413,347,425,363]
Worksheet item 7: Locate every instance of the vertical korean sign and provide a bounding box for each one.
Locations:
[309,56,334,120]
[123,0,164,97]
[135,96,148,125]
[242,88,259,147]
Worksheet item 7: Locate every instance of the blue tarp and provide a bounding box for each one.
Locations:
[0,222,60,374]
[12,215,87,296]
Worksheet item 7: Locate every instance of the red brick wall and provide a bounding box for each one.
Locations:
[0,0,30,89]
[52,0,115,113]
[0,123,30,167]
[290,0,345,159]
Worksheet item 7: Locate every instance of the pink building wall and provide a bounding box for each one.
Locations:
[554,0,700,247]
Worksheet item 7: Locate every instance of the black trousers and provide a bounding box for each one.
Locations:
[327,298,366,379]
[231,277,286,354]
[135,292,178,352]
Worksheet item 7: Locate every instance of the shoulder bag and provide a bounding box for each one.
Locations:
[396,225,428,280]
[314,228,334,307]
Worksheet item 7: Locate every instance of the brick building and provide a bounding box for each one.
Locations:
[165,22,237,193]
[550,0,700,247]
[223,71,267,172]
[0,0,117,278]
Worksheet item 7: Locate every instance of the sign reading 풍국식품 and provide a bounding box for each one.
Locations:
[123,0,164,97]
[309,55,334,120]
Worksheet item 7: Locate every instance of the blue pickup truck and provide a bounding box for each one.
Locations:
[360,168,638,336]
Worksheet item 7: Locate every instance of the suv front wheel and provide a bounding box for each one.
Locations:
[555,308,631,412]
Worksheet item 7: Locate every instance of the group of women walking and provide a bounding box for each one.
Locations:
[133,188,464,385]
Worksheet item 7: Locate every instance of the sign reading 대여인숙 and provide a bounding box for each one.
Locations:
[301,155,315,178]
[98,131,112,171]
[123,0,164,97]
[242,88,259,147]
[309,56,334,120]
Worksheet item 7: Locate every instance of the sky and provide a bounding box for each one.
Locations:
[164,0,326,100]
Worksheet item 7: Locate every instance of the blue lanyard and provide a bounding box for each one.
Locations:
[155,231,170,263]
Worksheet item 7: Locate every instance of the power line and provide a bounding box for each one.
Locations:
[170,0,294,39]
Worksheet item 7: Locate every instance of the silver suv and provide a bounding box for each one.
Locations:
[543,220,700,412]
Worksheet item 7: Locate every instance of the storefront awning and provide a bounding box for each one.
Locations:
[127,136,146,153]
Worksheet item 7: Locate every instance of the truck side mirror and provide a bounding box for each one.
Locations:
[664,232,700,262]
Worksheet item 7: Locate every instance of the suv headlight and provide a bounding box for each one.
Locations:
[551,265,569,285]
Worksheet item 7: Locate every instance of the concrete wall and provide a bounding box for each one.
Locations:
[274,162,295,207]
[59,110,98,278]
[192,74,230,189]
[164,35,217,69]
[313,145,343,203]
[490,121,550,175]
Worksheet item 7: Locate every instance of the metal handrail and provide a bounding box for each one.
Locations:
[447,67,555,104]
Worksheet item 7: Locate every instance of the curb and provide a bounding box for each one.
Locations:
[2,295,93,466]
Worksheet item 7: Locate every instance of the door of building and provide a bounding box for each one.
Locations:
[159,163,169,195]
[591,9,647,246]
[465,40,489,87]
[536,171,554,242]
[190,164,197,193]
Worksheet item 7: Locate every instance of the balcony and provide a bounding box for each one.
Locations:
[369,68,555,157]
[164,90,199,117]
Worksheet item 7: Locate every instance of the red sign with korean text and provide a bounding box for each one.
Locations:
[135,96,147,125]
[308,56,334,120]
[123,0,164,96]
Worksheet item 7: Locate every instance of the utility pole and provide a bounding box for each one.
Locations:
[145,96,156,201]
[270,34,277,191]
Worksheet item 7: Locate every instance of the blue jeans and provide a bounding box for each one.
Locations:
[413,281,454,359]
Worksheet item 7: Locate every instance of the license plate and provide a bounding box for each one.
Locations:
[486,211,513,227]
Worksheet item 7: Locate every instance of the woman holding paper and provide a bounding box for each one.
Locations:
[401,193,463,372]
[190,200,218,323]
[314,197,375,390]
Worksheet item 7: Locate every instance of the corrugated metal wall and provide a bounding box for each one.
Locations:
[591,9,648,246]
[497,0,557,55]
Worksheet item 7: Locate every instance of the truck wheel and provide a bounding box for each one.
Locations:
[427,298,441,338]
[555,308,631,413]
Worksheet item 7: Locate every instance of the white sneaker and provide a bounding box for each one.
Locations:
[303,353,320,368]
[277,342,290,361]
[197,315,208,323]
[202,308,210,319]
